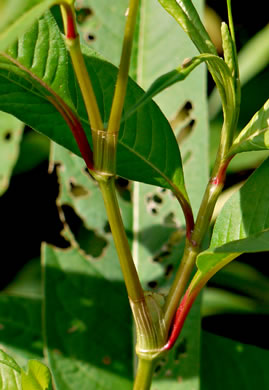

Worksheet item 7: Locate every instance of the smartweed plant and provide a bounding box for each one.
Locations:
[0,0,268,389]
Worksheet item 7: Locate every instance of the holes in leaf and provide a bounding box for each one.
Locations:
[174,337,187,362]
[86,33,96,42]
[76,7,93,24]
[69,181,88,197]
[103,221,111,233]
[116,177,131,202]
[165,264,174,279]
[146,192,164,215]
[154,357,167,376]
[177,119,196,144]
[170,100,194,130]
[4,131,12,141]
[62,205,107,258]
[148,280,158,289]
[153,250,171,263]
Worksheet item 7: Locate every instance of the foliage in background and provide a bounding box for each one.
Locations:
[0,0,268,389]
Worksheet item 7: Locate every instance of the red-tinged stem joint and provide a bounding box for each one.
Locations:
[61,3,77,40]
[163,288,197,351]
[211,156,233,186]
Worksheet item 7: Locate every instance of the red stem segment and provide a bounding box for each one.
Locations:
[163,288,198,351]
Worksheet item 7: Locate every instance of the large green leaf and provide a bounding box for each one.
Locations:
[0,349,21,390]
[229,99,269,155]
[43,244,133,390]
[0,112,23,196]
[0,11,188,202]
[0,0,59,52]
[193,157,269,291]
[201,331,269,390]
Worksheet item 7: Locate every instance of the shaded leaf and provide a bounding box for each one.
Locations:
[21,360,51,390]
[0,349,21,390]
[201,331,269,390]
[0,112,23,196]
[43,244,133,390]
[0,294,43,367]
[229,99,269,155]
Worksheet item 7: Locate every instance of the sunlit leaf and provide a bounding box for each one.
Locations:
[0,0,58,52]
[192,157,269,292]
[0,112,23,196]
[21,360,51,390]
[0,349,21,390]
[229,99,269,155]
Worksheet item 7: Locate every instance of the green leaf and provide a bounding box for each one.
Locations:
[21,360,51,390]
[43,244,133,390]
[193,157,269,291]
[0,294,43,366]
[157,0,217,55]
[0,11,189,203]
[124,53,230,121]
[209,24,269,119]
[0,349,21,390]
[0,0,59,52]
[0,112,23,196]
[201,332,269,390]
[158,0,237,139]
[229,99,269,155]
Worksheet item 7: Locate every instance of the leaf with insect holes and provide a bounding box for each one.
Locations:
[229,99,269,155]
[192,157,269,293]
[0,112,23,196]
[0,11,190,205]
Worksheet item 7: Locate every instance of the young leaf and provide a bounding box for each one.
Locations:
[21,360,52,390]
[124,53,233,122]
[157,0,217,55]
[229,99,269,155]
[0,112,23,196]
[0,0,59,52]
[193,156,269,292]
[0,349,21,390]
[0,11,189,205]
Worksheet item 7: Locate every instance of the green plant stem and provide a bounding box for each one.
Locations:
[98,176,144,302]
[164,155,232,331]
[60,4,103,132]
[133,358,155,390]
[107,0,140,134]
